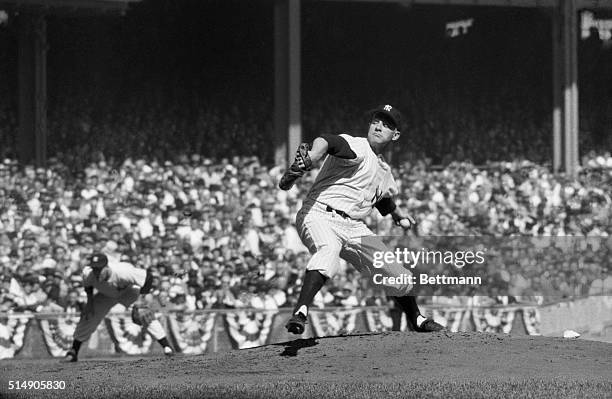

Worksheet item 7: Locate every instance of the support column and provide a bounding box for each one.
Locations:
[17,13,47,167]
[551,0,579,177]
[552,6,562,172]
[562,0,578,177]
[274,0,301,167]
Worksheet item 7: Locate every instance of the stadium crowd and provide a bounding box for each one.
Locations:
[0,6,611,315]
[1,150,611,314]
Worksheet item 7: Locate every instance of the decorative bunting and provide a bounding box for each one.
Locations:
[521,307,541,336]
[472,308,515,334]
[310,309,360,336]
[38,315,80,357]
[167,312,216,354]
[105,315,153,354]
[364,308,407,332]
[431,309,465,332]
[225,311,276,349]
[0,315,30,359]
[0,299,603,358]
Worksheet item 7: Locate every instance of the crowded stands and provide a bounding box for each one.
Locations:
[1,150,610,313]
[1,4,611,315]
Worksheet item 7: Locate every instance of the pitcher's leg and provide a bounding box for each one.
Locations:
[299,215,343,278]
[74,293,117,342]
[145,319,174,356]
[287,212,342,334]
[62,293,117,362]
[342,235,412,297]
[393,296,444,332]
[343,235,443,332]
[122,287,175,355]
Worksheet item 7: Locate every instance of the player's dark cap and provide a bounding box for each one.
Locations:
[368,104,402,131]
[89,253,108,269]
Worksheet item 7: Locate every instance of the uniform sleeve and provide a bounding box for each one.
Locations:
[374,197,397,216]
[320,134,357,159]
[338,134,366,163]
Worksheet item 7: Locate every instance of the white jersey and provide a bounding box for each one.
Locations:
[305,134,398,221]
[83,259,147,298]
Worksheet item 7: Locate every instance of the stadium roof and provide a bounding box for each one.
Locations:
[0,0,140,15]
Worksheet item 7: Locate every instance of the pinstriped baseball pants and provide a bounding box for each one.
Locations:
[296,201,412,296]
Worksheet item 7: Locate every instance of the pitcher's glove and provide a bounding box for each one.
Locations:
[131,305,155,326]
[279,143,313,190]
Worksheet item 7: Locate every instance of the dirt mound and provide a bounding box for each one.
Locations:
[2,332,611,398]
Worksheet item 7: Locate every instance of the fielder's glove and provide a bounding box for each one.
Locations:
[131,305,156,326]
[279,143,313,191]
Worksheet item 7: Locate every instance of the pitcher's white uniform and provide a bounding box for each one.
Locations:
[73,259,166,342]
[296,134,412,296]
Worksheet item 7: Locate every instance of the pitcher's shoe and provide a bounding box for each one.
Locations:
[285,312,307,335]
[416,318,444,332]
[60,349,78,363]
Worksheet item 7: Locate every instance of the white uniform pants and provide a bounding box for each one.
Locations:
[296,201,412,296]
[74,285,165,342]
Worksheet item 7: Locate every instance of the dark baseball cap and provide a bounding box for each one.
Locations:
[368,104,402,130]
[89,253,108,269]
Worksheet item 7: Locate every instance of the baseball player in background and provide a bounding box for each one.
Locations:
[279,104,444,335]
[61,253,174,362]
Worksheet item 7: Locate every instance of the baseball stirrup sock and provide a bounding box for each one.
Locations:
[392,296,421,327]
[147,320,167,340]
[157,337,171,349]
[71,340,82,354]
[294,270,327,315]
[416,315,428,328]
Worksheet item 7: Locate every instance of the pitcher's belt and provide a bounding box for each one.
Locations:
[325,205,351,219]
[308,200,353,220]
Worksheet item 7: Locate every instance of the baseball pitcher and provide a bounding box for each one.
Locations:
[279,104,444,334]
[61,253,174,362]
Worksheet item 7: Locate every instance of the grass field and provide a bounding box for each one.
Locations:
[1,331,611,399]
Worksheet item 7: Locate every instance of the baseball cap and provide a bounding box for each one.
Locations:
[89,253,108,269]
[368,104,402,130]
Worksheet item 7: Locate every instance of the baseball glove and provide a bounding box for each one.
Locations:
[279,143,313,191]
[131,305,156,326]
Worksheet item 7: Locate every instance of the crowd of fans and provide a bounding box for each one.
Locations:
[0,8,611,314]
[1,150,610,314]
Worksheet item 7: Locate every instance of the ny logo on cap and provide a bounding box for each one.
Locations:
[383,105,392,111]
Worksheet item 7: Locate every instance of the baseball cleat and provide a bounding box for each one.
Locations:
[163,346,175,357]
[60,349,78,363]
[416,318,445,332]
[285,312,307,335]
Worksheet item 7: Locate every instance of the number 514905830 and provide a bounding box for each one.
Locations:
[8,380,66,390]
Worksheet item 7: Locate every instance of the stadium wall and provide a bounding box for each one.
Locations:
[1,297,611,360]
